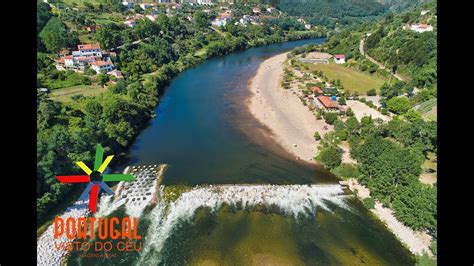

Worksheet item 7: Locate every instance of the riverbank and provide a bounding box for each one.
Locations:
[247,53,329,164]
[341,179,433,257]
[248,51,433,258]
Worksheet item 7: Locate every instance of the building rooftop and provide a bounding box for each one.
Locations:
[317,95,337,108]
[311,86,323,94]
[78,43,101,50]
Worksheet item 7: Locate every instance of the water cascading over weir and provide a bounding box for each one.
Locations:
[37,164,351,265]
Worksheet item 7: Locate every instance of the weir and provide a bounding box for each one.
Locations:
[138,183,352,264]
[39,164,352,265]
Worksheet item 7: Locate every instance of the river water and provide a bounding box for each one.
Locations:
[68,39,415,265]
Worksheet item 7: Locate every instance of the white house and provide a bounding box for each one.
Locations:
[107,70,124,79]
[421,10,430,16]
[63,56,75,68]
[212,11,232,27]
[334,54,346,64]
[212,17,229,27]
[76,44,102,57]
[90,60,114,74]
[139,3,152,10]
[304,24,311,30]
[409,23,433,33]
[124,19,137,27]
[146,14,157,22]
[122,1,133,8]
[266,7,276,13]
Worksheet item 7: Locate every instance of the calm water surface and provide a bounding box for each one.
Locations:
[70,39,415,265]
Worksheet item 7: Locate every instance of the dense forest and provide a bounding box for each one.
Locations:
[36,1,326,224]
[261,0,386,27]
[304,2,438,257]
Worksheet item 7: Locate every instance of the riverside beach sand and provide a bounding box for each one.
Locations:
[247,52,433,257]
[247,52,330,164]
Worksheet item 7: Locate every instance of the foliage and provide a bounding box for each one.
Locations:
[313,132,321,141]
[331,163,359,180]
[387,96,411,114]
[275,0,385,28]
[323,112,338,125]
[416,253,436,266]
[95,23,124,49]
[39,17,79,52]
[316,146,342,169]
[362,197,375,209]
[367,88,376,96]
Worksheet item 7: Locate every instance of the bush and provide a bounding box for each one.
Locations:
[316,111,322,120]
[332,163,359,180]
[316,146,341,169]
[313,132,321,140]
[338,96,346,105]
[416,253,436,266]
[362,197,376,209]
[387,96,411,114]
[346,107,355,117]
[367,89,377,96]
[323,112,338,125]
[335,129,348,141]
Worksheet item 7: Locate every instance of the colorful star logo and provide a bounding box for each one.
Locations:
[56,144,134,213]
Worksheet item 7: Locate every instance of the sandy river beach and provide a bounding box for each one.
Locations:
[247,52,330,164]
[246,52,432,257]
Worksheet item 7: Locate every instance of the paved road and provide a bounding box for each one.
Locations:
[359,39,404,81]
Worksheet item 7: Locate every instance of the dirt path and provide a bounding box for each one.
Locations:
[359,39,404,82]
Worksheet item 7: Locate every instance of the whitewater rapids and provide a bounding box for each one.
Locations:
[138,184,350,264]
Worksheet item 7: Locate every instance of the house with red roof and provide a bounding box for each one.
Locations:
[334,54,346,64]
[310,86,323,95]
[72,44,102,57]
[90,60,114,74]
[316,95,340,112]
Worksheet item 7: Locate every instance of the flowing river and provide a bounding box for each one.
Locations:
[67,39,415,265]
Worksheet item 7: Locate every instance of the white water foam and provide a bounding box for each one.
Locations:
[138,184,349,264]
[37,200,90,266]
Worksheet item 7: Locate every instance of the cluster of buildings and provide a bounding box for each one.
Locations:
[306,86,342,112]
[298,52,346,64]
[212,10,232,27]
[55,44,123,78]
[211,5,278,27]
[124,13,160,27]
[405,23,434,33]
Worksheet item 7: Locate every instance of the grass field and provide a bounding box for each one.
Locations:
[303,62,388,93]
[49,84,106,102]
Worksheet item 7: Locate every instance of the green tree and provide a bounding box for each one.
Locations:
[98,73,109,87]
[367,89,376,96]
[95,23,123,50]
[345,116,360,135]
[387,96,411,114]
[338,96,346,105]
[39,17,78,52]
[316,146,342,169]
[313,132,321,140]
[404,109,422,122]
[346,107,354,117]
[193,11,208,28]
[323,112,338,125]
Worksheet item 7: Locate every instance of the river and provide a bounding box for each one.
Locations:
[68,38,415,265]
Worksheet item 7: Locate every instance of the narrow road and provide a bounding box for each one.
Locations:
[359,39,404,81]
